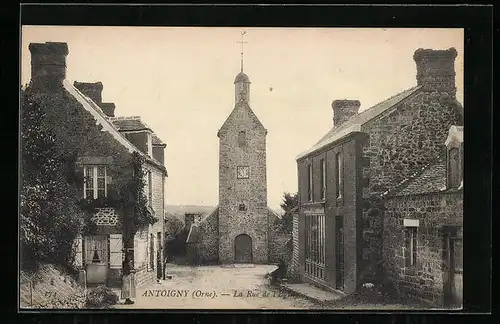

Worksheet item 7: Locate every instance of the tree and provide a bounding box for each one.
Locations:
[280,192,299,212]
[20,87,85,272]
[164,215,184,238]
[276,192,298,234]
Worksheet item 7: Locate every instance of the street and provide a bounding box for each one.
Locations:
[113,263,323,310]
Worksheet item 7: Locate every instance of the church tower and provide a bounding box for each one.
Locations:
[217,33,268,264]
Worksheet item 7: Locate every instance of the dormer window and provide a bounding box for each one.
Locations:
[447,147,460,189]
[84,165,107,199]
[445,125,464,190]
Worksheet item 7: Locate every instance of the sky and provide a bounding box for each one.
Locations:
[21,27,464,211]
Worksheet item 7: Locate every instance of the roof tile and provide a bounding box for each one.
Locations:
[297,86,421,159]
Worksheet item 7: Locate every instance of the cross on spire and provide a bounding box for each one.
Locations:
[237,31,248,72]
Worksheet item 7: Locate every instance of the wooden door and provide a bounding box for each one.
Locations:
[335,216,344,291]
[84,235,108,285]
[443,227,459,307]
[234,234,253,263]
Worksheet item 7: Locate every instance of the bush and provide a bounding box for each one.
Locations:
[85,285,119,309]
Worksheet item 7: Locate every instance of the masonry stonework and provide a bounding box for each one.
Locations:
[359,91,462,280]
[383,191,463,305]
[218,100,268,264]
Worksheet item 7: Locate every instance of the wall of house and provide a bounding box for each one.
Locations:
[383,190,463,305]
[296,134,364,293]
[360,91,462,282]
[218,105,268,264]
[146,164,165,275]
[133,226,156,288]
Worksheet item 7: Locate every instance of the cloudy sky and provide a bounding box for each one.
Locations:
[21,27,464,211]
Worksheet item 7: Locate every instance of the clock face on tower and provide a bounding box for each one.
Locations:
[237,166,249,179]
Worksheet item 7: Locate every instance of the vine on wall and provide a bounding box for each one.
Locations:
[21,82,158,272]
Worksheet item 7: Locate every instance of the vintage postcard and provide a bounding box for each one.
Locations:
[19,26,464,310]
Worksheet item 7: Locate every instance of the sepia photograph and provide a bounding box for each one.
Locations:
[19,26,464,311]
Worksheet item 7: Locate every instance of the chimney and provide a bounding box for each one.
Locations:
[73,81,103,104]
[413,47,457,96]
[332,100,361,128]
[28,42,69,87]
[100,102,116,117]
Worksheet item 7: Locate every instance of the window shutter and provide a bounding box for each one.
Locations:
[74,235,83,267]
[109,234,123,269]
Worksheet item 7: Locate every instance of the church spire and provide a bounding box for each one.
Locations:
[234,31,250,104]
[238,31,247,72]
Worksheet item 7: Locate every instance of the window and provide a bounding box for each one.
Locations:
[147,171,153,207]
[404,227,418,267]
[320,159,326,200]
[237,166,250,179]
[448,147,461,188]
[238,131,246,147]
[238,203,247,211]
[307,164,313,202]
[304,213,326,281]
[335,152,343,199]
[84,165,107,199]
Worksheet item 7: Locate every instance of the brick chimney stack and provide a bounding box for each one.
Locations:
[74,81,103,104]
[28,42,69,87]
[100,103,116,118]
[332,99,361,128]
[413,47,458,97]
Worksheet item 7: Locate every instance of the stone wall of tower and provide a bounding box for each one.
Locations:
[218,105,268,264]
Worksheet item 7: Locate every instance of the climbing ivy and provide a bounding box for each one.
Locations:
[20,84,85,272]
[21,82,158,272]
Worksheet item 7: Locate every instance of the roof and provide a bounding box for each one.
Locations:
[186,207,219,244]
[152,134,165,146]
[234,72,250,84]
[111,117,152,132]
[109,117,166,146]
[186,223,200,243]
[296,86,421,160]
[63,80,167,175]
[218,100,267,137]
[388,160,447,196]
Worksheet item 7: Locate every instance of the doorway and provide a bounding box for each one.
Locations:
[84,235,108,285]
[234,234,253,263]
[442,226,460,307]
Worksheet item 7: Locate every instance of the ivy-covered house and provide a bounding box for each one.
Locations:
[24,42,168,289]
[293,48,463,295]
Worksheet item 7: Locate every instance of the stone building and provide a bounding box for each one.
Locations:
[186,62,281,264]
[382,125,463,308]
[26,42,168,289]
[293,48,463,294]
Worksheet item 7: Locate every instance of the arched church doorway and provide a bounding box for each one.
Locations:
[234,234,253,263]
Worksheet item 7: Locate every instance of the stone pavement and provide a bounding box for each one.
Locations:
[280,283,345,303]
[113,263,323,310]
